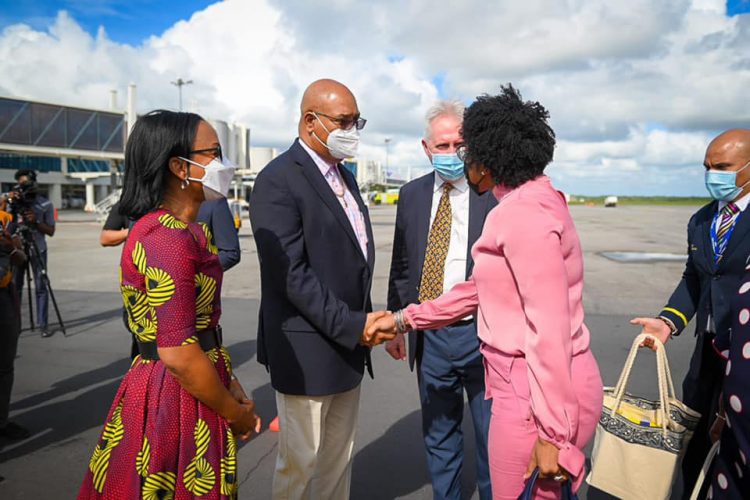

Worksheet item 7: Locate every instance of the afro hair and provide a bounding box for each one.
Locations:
[462,84,555,189]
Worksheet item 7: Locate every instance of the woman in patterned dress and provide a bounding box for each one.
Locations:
[78,110,260,499]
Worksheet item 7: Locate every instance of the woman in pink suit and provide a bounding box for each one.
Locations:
[369,85,603,498]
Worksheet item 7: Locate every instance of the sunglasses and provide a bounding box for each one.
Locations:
[188,146,223,159]
[313,112,367,131]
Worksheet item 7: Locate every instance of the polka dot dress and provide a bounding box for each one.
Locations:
[709,276,750,498]
[78,209,239,499]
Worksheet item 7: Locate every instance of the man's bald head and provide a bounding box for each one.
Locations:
[706,129,750,162]
[300,79,356,115]
[705,128,750,201]
[298,79,360,163]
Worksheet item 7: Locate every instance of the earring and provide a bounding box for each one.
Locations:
[181,179,188,190]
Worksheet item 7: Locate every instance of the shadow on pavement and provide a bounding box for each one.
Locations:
[9,357,131,413]
[226,339,256,369]
[2,339,259,462]
[0,378,120,461]
[350,409,430,499]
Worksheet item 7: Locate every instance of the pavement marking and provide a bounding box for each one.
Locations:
[599,251,686,263]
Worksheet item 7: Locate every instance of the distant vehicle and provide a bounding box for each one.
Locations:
[604,196,618,207]
[62,196,85,209]
[371,189,400,205]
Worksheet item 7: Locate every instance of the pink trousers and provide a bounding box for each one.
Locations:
[482,348,603,499]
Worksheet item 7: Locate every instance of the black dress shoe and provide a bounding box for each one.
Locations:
[40,327,54,338]
[0,422,31,440]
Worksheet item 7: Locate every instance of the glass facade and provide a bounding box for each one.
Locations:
[0,97,125,153]
[67,158,115,173]
[0,152,61,172]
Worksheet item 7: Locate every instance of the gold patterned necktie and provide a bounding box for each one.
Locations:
[419,183,453,302]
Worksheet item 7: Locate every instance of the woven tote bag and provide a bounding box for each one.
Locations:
[587,334,701,500]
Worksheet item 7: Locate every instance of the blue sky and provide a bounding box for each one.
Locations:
[0,0,215,45]
[728,0,750,15]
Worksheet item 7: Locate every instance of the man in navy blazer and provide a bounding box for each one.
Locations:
[633,129,750,496]
[250,79,391,500]
[386,101,496,500]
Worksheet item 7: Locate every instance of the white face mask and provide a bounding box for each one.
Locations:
[311,113,360,160]
[179,156,236,200]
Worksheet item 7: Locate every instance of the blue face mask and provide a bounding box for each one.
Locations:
[705,160,750,201]
[432,153,464,181]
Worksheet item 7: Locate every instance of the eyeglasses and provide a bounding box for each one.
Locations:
[313,112,367,131]
[189,146,222,159]
[456,145,469,162]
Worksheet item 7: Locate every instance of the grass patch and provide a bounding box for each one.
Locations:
[568,196,710,206]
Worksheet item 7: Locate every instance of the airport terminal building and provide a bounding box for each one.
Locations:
[0,93,254,212]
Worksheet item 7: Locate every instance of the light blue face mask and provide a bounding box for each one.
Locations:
[432,153,464,181]
[705,160,750,201]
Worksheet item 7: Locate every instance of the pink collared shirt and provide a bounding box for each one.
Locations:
[299,139,369,259]
[404,175,593,474]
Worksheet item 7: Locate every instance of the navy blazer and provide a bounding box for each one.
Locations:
[197,199,241,271]
[387,172,497,370]
[660,201,750,409]
[250,139,375,396]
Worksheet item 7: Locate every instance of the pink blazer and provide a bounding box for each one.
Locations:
[404,175,593,474]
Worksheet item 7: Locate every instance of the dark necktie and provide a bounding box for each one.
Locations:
[418,183,453,302]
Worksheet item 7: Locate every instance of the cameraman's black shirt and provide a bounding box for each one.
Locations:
[103,201,130,231]
[20,195,54,253]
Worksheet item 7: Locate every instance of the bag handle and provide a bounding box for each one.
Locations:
[660,342,678,401]
[610,334,674,436]
[517,468,578,500]
[689,440,720,500]
[611,334,670,434]
[612,334,663,402]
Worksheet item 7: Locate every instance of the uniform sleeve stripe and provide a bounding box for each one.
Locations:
[662,307,688,328]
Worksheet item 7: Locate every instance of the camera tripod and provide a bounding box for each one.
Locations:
[17,226,66,336]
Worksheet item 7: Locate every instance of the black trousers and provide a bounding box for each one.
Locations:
[0,285,21,426]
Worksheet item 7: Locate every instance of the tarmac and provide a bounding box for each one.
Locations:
[0,203,705,499]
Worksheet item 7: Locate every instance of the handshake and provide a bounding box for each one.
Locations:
[360,310,408,347]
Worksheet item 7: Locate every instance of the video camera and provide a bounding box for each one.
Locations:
[3,181,38,225]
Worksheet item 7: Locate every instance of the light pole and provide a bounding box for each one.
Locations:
[170,78,193,111]
[384,138,391,185]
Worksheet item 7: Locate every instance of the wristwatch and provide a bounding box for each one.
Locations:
[657,316,678,337]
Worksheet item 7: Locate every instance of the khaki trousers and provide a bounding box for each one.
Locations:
[272,385,361,500]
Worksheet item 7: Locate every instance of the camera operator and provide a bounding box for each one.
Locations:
[6,169,56,337]
[0,207,30,440]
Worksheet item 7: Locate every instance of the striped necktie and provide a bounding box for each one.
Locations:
[714,202,740,263]
[418,183,453,302]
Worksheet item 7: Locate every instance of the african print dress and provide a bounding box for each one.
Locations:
[78,208,238,500]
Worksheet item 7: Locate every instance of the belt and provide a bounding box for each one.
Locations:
[451,318,474,327]
[137,326,222,361]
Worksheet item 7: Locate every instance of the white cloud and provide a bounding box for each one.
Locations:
[0,0,748,195]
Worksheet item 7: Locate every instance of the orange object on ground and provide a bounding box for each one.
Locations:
[269,416,280,432]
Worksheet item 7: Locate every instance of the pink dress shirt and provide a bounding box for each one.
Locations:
[404,175,594,476]
[299,139,369,259]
